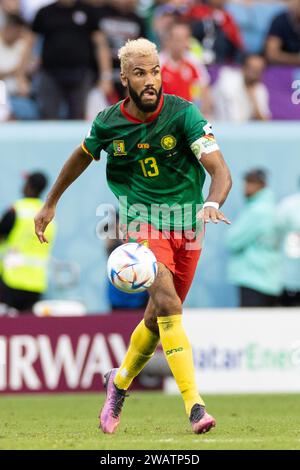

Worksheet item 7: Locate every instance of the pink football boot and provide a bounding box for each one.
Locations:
[99,368,128,434]
[189,404,216,434]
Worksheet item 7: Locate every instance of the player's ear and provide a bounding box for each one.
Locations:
[120,72,128,88]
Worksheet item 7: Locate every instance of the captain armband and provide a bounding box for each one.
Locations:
[190,135,220,160]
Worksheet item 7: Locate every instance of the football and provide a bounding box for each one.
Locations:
[107,242,158,293]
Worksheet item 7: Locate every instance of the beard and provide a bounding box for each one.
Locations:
[128,80,162,113]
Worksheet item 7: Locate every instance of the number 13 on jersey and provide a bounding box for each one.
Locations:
[139,157,159,177]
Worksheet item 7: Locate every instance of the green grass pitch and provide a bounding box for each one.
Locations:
[0,392,300,450]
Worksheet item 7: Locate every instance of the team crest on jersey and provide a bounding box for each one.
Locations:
[161,135,177,151]
[113,140,127,156]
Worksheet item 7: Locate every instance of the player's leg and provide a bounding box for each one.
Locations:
[147,263,206,421]
[100,224,176,434]
[113,223,176,390]
[114,297,160,390]
[100,298,159,434]
[170,231,216,433]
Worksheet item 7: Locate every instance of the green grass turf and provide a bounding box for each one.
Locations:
[0,392,300,450]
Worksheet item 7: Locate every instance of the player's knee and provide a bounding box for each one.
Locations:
[144,315,158,333]
[155,293,182,317]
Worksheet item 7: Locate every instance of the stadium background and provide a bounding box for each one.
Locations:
[0,0,300,450]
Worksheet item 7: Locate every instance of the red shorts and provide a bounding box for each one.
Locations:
[124,223,204,302]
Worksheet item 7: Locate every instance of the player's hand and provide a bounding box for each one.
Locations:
[34,204,55,243]
[197,207,231,225]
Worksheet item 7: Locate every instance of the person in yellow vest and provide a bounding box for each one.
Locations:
[0,172,55,312]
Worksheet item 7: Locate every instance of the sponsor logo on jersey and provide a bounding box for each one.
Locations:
[137,143,150,149]
[161,135,177,151]
[166,347,184,355]
[113,140,127,156]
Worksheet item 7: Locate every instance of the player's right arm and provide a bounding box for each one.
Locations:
[34,146,92,243]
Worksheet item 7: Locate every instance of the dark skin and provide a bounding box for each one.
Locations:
[23,181,40,199]
[34,51,232,332]
[265,0,300,66]
[0,181,42,242]
[244,180,265,199]
[34,146,91,244]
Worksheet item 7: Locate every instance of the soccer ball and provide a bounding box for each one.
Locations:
[107,242,157,293]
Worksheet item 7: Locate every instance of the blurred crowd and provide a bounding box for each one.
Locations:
[0,0,299,122]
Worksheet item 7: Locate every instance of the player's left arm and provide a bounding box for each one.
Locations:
[200,150,232,224]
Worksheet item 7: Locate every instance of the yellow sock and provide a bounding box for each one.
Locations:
[114,319,160,390]
[157,314,205,416]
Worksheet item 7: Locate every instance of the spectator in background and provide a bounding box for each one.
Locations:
[160,20,213,117]
[265,0,300,65]
[152,1,207,65]
[29,0,113,119]
[0,8,5,29]
[0,0,22,43]
[1,0,21,16]
[85,0,105,4]
[226,169,281,307]
[0,172,56,312]
[152,0,190,47]
[20,0,55,23]
[229,1,285,3]
[0,0,20,29]
[94,0,147,100]
[0,14,37,119]
[277,179,300,306]
[226,0,286,55]
[213,54,271,121]
[184,0,244,63]
[0,3,22,121]
[0,80,11,121]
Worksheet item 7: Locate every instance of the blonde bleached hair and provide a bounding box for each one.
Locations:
[118,38,159,74]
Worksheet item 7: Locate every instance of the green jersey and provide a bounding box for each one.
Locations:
[83,94,219,231]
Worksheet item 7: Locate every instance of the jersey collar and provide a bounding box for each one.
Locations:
[120,94,164,124]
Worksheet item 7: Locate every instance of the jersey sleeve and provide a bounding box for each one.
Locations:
[82,115,103,161]
[184,103,219,160]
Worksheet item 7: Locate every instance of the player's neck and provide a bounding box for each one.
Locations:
[125,98,159,122]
